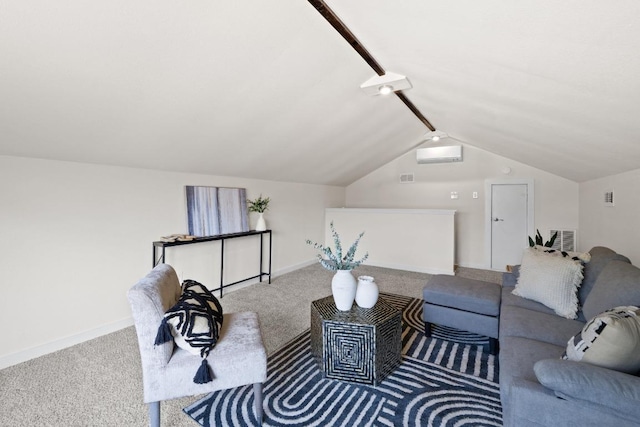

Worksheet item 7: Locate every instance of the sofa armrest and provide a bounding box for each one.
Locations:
[534,359,640,422]
[502,265,520,288]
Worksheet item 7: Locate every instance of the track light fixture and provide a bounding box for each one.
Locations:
[378,85,394,95]
[424,130,448,142]
[360,72,412,96]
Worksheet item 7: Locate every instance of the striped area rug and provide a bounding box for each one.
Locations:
[184,293,501,426]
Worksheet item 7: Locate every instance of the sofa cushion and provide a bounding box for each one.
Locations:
[564,306,640,374]
[579,247,631,307]
[502,286,557,316]
[583,261,640,320]
[534,359,640,422]
[513,248,584,319]
[503,246,632,319]
[423,275,501,316]
[500,304,584,347]
[506,375,637,427]
[499,336,565,405]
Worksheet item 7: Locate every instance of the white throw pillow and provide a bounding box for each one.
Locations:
[563,306,640,374]
[513,247,584,319]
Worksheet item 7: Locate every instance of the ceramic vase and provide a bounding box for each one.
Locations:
[355,275,379,308]
[256,212,267,231]
[331,269,357,311]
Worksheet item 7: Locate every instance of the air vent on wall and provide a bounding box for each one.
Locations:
[604,189,614,206]
[399,173,415,183]
[550,230,576,252]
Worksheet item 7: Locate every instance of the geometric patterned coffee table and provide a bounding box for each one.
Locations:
[310,295,402,386]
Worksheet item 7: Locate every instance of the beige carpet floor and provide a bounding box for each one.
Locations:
[0,264,501,427]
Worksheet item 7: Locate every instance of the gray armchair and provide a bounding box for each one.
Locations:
[127,264,267,427]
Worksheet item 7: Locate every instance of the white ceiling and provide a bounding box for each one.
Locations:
[1,1,639,185]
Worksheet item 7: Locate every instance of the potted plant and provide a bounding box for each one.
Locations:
[306,221,369,310]
[528,229,558,248]
[247,195,270,231]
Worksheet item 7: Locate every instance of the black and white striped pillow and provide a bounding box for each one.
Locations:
[155,279,223,383]
[563,306,640,373]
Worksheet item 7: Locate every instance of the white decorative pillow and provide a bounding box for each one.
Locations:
[533,245,591,263]
[563,306,640,374]
[513,247,584,319]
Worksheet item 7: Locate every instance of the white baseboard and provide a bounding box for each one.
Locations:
[0,317,134,370]
[0,260,319,370]
[220,259,317,293]
[274,259,317,276]
[456,261,492,270]
[282,258,318,276]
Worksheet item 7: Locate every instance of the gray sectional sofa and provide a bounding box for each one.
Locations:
[500,246,640,426]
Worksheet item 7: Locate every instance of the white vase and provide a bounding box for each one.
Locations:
[331,270,357,311]
[355,275,379,308]
[255,213,267,231]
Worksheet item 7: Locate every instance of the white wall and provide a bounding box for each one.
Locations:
[579,168,640,265]
[0,155,344,368]
[346,143,579,269]
[325,208,456,274]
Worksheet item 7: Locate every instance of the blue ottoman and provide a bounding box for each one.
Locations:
[422,275,501,354]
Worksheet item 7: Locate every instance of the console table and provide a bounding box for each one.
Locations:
[152,230,272,297]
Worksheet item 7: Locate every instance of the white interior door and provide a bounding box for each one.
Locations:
[485,180,534,270]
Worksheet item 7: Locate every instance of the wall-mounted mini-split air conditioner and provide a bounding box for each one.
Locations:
[416,145,463,164]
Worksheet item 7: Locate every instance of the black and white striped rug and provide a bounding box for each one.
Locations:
[184,293,501,426]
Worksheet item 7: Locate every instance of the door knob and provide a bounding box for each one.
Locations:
[493,218,504,222]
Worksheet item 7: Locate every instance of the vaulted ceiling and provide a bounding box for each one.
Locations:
[1,1,639,186]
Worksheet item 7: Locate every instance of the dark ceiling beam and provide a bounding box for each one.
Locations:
[307,0,436,132]
[396,92,436,131]
[307,0,385,76]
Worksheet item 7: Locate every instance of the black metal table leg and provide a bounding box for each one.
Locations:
[268,231,272,284]
[259,233,264,283]
[220,239,224,298]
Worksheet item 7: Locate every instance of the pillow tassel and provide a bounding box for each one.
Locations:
[154,317,173,346]
[194,359,213,384]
